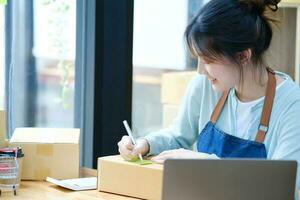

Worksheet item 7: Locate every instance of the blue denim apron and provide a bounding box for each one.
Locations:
[197,68,276,158]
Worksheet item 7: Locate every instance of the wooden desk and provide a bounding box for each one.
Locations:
[0,181,140,200]
[0,168,140,200]
[0,168,298,199]
[1,180,297,200]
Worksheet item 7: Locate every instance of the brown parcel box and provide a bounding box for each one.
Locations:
[9,128,80,180]
[98,155,163,200]
[0,110,6,142]
[161,71,197,105]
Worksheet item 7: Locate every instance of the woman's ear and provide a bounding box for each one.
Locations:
[237,49,252,65]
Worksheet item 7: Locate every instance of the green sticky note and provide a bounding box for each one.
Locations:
[128,159,154,165]
[0,0,7,5]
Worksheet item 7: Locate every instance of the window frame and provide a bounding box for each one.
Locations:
[76,0,134,168]
[5,0,37,137]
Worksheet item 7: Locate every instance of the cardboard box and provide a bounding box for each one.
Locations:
[98,155,163,200]
[9,128,80,180]
[0,139,9,148]
[162,104,179,128]
[0,110,6,141]
[161,71,197,105]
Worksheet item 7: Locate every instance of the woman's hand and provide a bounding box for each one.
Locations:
[118,136,150,161]
[151,148,211,164]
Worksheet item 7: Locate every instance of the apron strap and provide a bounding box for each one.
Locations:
[210,90,230,124]
[209,67,276,143]
[255,68,276,143]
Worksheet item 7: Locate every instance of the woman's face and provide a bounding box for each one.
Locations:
[197,56,240,92]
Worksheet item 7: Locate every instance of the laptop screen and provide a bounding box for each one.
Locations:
[162,159,297,200]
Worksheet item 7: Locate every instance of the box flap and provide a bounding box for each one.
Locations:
[10,128,80,144]
[98,155,163,170]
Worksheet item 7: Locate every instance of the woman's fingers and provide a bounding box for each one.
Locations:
[118,136,151,161]
[118,136,136,160]
[151,158,164,164]
[119,148,134,161]
[151,149,205,163]
[151,151,174,163]
[121,135,134,150]
[118,144,133,156]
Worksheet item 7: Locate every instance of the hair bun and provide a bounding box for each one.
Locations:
[238,0,281,15]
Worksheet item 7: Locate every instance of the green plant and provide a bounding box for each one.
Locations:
[0,0,7,5]
[40,0,75,110]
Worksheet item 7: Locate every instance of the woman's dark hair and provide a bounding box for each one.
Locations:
[185,0,281,85]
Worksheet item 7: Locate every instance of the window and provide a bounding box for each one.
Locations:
[33,0,76,127]
[132,0,204,136]
[6,0,77,136]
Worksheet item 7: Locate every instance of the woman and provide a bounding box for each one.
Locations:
[118,0,300,196]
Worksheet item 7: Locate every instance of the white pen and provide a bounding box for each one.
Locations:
[123,120,144,161]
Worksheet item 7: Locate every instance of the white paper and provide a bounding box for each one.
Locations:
[46,177,97,191]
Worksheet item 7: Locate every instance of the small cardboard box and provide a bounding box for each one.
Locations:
[98,155,163,200]
[161,71,197,105]
[9,128,80,180]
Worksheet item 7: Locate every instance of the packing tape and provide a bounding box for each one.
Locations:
[36,144,53,156]
[34,168,51,180]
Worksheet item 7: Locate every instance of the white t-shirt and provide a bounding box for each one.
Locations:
[236,79,286,138]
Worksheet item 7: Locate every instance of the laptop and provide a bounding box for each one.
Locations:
[162,159,297,200]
